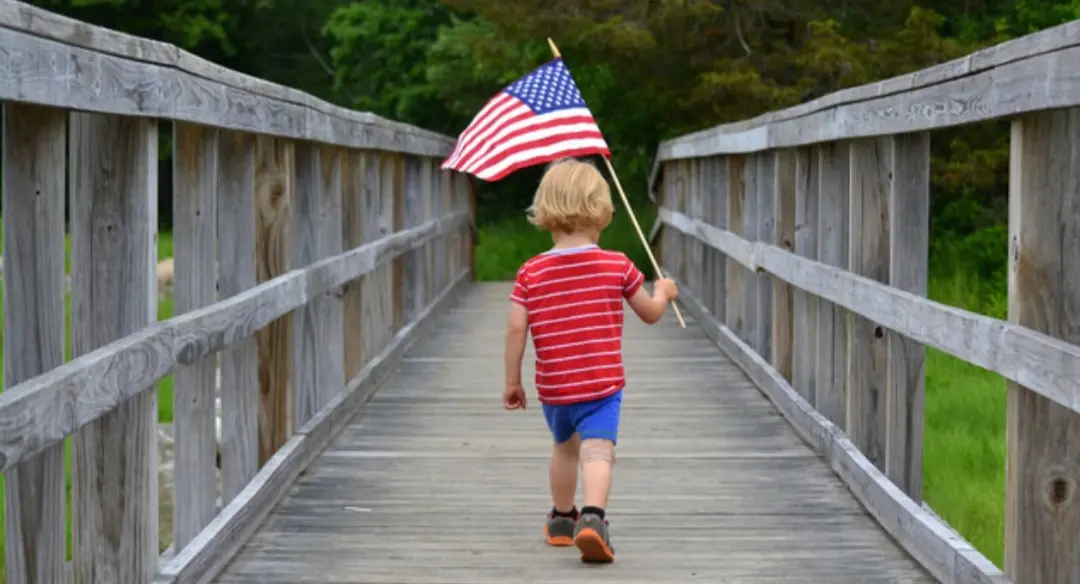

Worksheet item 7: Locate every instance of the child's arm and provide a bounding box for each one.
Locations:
[503,302,529,407]
[627,278,679,325]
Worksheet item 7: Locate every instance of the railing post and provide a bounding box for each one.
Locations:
[254,136,293,464]
[403,157,424,322]
[319,146,345,400]
[432,162,446,294]
[814,141,849,427]
[687,158,703,297]
[847,136,892,469]
[792,146,819,402]
[292,141,321,429]
[2,103,67,584]
[419,158,434,307]
[361,152,390,356]
[708,156,729,320]
[390,154,407,331]
[751,152,775,357]
[725,156,747,338]
[772,150,796,380]
[674,159,689,283]
[172,121,221,549]
[217,130,259,504]
[70,112,159,583]
[886,131,930,502]
[342,150,366,379]
[1005,109,1080,582]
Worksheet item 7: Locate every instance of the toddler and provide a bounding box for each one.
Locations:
[502,158,678,563]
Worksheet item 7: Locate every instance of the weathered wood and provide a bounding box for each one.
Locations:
[254,136,293,465]
[792,146,819,402]
[318,146,345,407]
[725,156,747,338]
[771,150,795,381]
[217,130,260,505]
[403,157,425,323]
[753,152,775,357]
[154,271,472,584]
[419,158,434,310]
[342,151,366,380]
[390,155,407,331]
[815,141,849,427]
[1,103,66,584]
[846,137,891,470]
[69,112,159,584]
[886,132,929,503]
[742,156,760,348]
[1004,109,1080,583]
[670,279,1004,584]
[172,121,221,550]
[0,1,454,157]
[661,204,1080,420]
[292,142,321,429]
[709,156,729,320]
[0,211,468,474]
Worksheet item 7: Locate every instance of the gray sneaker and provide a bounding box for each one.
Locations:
[573,512,615,562]
[543,510,576,546]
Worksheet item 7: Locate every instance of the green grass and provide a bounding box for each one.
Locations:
[476,206,1010,569]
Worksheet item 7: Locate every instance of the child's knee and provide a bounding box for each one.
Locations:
[580,438,616,465]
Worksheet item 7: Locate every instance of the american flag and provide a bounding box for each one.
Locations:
[440,58,610,182]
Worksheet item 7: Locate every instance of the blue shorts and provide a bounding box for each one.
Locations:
[542,389,623,445]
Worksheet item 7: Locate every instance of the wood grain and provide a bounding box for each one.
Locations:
[173,121,221,550]
[725,156,747,339]
[217,130,260,505]
[846,136,891,470]
[1004,109,1080,583]
[792,146,819,403]
[317,146,345,409]
[291,142,321,430]
[69,111,159,584]
[886,131,929,503]
[709,156,729,320]
[771,149,795,381]
[0,1,454,157]
[1,103,67,584]
[814,141,849,427]
[342,150,365,380]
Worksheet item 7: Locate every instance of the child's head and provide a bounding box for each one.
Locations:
[527,158,613,236]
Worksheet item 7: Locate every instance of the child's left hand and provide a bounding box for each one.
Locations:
[503,383,527,410]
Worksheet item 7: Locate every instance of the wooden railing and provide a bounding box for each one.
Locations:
[650,19,1080,584]
[0,1,473,583]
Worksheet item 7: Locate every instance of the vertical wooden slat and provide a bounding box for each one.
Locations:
[419,158,434,307]
[342,150,365,380]
[390,154,406,331]
[814,141,849,427]
[432,165,446,294]
[725,156,747,338]
[659,164,672,273]
[846,136,892,470]
[318,146,345,404]
[403,158,425,322]
[172,122,220,549]
[699,158,714,309]
[254,136,293,464]
[217,130,259,504]
[466,174,477,275]
[1,103,66,584]
[1004,109,1080,583]
[711,156,729,320]
[792,146,819,403]
[771,150,796,380]
[362,152,389,355]
[886,131,930,502]
[742,154,760,348]
[70,112,158,584]
[675,160,689,284]
[291,142,320,429]
[752,152,775,357]
[687,158,703,297]
[442,169,454,283]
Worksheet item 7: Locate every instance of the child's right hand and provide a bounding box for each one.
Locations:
[655,278,679,302]
[503,383,527,410]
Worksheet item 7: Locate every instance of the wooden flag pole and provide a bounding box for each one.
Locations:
[547,37,686,328]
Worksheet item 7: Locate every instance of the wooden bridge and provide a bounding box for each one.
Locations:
[0,1,1078,582]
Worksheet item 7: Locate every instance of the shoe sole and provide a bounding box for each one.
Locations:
[574,527,615,562]
[543,524,574,546]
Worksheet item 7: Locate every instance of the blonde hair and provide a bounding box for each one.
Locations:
[527,158,614,233]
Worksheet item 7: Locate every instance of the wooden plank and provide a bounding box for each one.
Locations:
[342,150,365,381]
[69,111,158,584]
[1,103,66,584]
[1004,109,1080,583]
[659,204,1080,422]
[172,121,220,549]
[675,159,689,283]
[751,152,775,357]
[318,146,345,407]
[391,155,406,331]
[771,149,795,381]
[886,132,929,503]
[254,136,293,465]
[846,137,891,470]
[359,152,386,360]
[815,141,849,427]
[710,156,729,320]
[217,130,259,505]
[698,157,714,310]
[669,279,1006,584]
[292,141,321,431]
[725,156,747,338]
[419,158,434,309]
[0,211,468,474]
[403,157,425,323]
[0,2,455,157]
[154,272,472,584]
[792,146,819,402]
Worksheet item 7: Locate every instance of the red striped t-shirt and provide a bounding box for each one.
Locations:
[510,244,645,405]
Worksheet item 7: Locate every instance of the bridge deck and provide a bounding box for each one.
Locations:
[214,283,933,583]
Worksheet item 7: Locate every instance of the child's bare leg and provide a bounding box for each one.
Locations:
[550,433,580,512]
[580,438,615,509]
